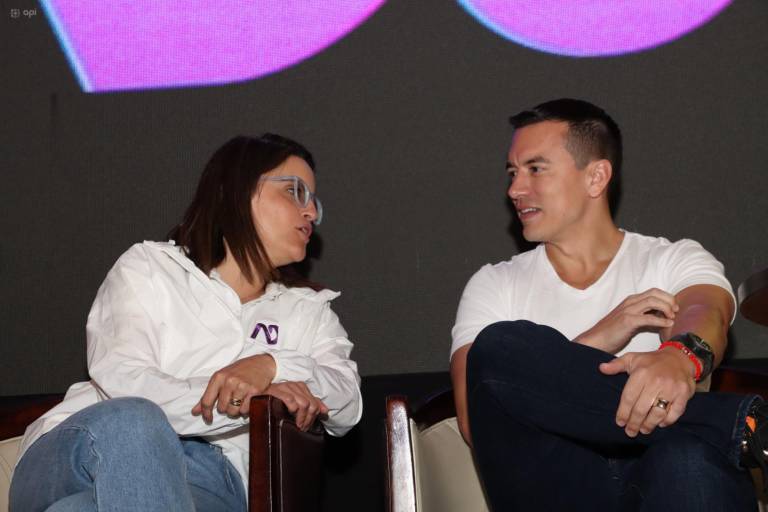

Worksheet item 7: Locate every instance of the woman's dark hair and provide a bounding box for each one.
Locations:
[168,134,320,289]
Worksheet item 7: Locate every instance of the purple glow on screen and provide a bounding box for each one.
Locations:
[458,0,732,57]
[41,1,386,92]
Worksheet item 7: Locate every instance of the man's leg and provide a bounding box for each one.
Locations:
[467,320,758,509]
[619,432,757,511]
[470,378,624,510]
[11,397,195,512]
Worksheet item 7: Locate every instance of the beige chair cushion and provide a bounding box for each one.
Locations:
[0,436,21,512]
[411,417,488,512]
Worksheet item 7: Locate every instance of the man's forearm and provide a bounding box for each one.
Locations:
[659,285,733,368]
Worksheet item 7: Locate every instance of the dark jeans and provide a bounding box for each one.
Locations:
[467,320,760,512]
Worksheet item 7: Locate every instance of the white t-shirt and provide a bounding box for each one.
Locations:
[451,231,735,358]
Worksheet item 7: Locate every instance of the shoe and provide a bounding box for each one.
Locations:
[742,399,768,493]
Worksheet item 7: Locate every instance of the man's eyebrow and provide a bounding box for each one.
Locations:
[506,155,550,172]
[524,155,550,166]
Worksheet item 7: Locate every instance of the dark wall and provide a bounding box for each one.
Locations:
[2,0,768,395]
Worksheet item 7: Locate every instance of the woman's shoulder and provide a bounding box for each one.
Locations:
[278,282,341,304]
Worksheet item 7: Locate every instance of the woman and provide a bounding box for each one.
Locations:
[10,134,362,512]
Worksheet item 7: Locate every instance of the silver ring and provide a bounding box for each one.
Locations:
[229,398,243,407]
[654,398,670,410]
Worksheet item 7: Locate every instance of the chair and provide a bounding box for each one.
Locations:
[0,394,324,512]
[385,390,489,512]
[385,366,768,512]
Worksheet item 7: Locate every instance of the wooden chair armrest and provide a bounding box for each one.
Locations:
[711,367,768,396]
[248,395,324,512]
[0,394,64,439]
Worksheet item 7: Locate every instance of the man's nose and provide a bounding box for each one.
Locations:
[507,174,528,200]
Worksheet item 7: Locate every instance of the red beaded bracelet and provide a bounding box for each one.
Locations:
[659,341,702,381]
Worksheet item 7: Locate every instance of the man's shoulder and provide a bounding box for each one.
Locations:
[471,245,543,283]
[623,231,708,259]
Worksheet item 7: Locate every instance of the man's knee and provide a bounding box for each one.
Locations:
[468,320,553,379]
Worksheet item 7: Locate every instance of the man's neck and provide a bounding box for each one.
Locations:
[544,220,624,290]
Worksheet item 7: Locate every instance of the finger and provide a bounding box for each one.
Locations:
[292,394,310,430]
[624,389,657,437]
[633,296,677,319]
[639,399,669,434]
[660,398,687,428]
[239,390,258,416]
[217,378,236,414]
[199,374,224,423]
[191,401,202,416]
[599,356,629,375]
[628,313,674,330]
[236,383,257,416]
[615,374,643,429]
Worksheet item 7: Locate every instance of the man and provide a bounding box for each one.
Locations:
[450,99,766,510]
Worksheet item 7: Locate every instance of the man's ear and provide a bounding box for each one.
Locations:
[586,159,612,198]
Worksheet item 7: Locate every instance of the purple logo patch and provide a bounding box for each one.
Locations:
[251,323,279,345]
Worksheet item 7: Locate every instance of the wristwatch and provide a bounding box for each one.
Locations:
[668,332,715,382]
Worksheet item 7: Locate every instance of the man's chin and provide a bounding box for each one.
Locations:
[521,227,545,243]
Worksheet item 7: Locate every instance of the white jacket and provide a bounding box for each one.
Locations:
[18,241,362,487]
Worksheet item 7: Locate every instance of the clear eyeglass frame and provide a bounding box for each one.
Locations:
[260,175,323,225]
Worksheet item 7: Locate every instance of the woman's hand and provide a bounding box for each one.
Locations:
[265,381,329,431]
[192,354,276,423]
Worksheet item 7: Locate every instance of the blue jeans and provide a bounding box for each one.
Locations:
[10,397,247,512]
[467,320,760,512]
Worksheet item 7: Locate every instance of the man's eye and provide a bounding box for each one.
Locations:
[530,166,541,173]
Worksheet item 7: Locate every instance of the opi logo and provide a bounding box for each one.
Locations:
[251,323,279,345]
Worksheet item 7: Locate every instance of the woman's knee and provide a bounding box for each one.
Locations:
[66,397,174,441]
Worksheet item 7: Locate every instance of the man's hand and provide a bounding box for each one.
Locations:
[575,288,678,353]
[599,348,696,437]
[265,381,329,431]
[192,354,276,423]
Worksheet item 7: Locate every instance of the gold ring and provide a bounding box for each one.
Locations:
[654,398,670,410]
[229,398,243,407]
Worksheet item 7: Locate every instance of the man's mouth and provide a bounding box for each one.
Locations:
[517,207,541,221]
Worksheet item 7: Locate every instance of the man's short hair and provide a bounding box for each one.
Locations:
[509,98,623,213]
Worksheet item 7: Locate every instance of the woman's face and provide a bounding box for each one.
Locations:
[251,156,319,267]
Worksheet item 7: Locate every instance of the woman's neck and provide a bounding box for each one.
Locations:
[215,254,266,303]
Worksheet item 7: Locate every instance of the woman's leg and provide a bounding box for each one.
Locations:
[181,437,247,512]
[11,397,196,512]
[467,320,758,510]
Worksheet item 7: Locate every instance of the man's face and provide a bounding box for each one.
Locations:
[506,120,592,243]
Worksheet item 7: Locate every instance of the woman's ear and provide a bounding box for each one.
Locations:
[586,159,612,198]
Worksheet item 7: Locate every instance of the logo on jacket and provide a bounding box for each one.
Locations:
[251,323,279,345]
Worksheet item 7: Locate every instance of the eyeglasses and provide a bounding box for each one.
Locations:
[260,175,323,225]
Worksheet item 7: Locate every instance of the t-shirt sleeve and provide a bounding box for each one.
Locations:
[450,264,508,358]
[658,239,737,323]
